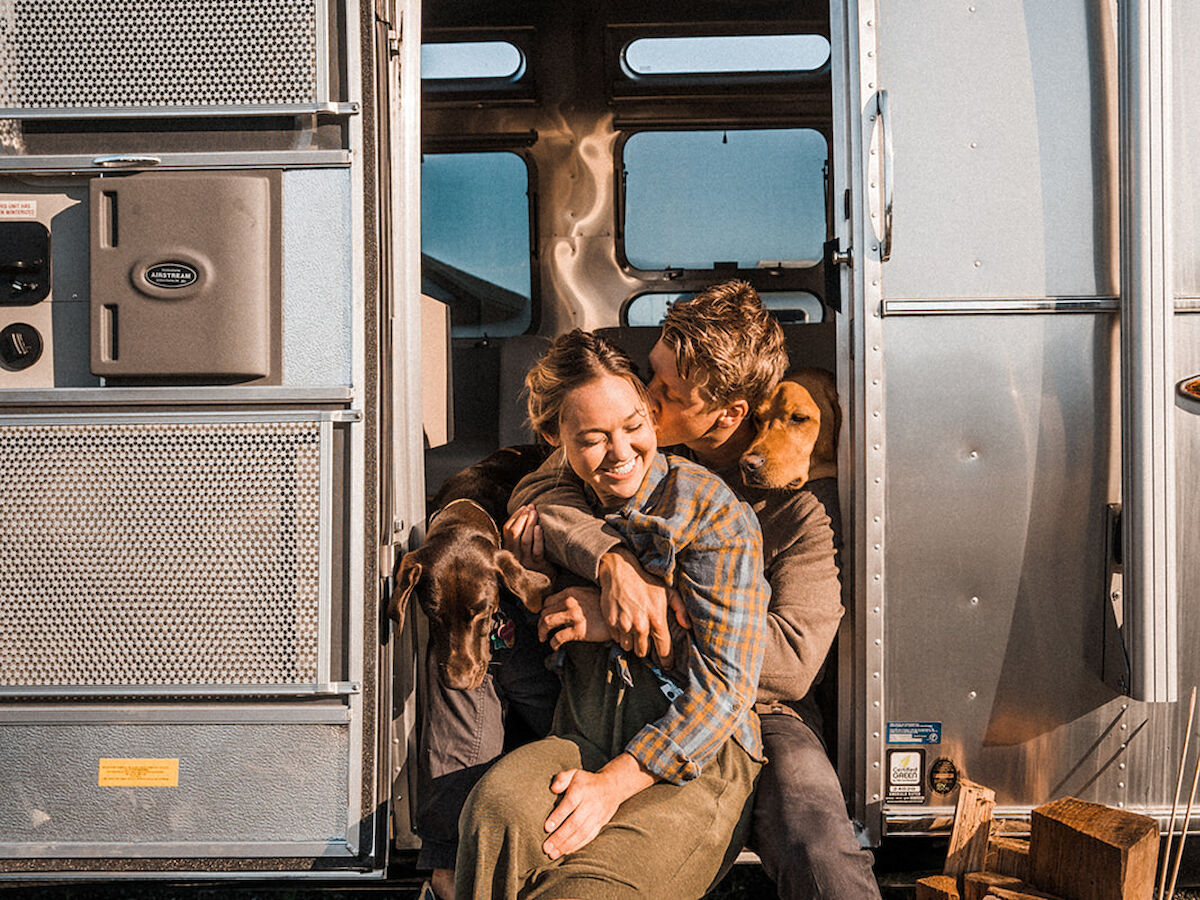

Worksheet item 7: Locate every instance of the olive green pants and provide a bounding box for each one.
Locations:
[456,643,760,900]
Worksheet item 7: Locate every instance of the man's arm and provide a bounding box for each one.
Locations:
[754,479,845,703]
[507,448,622,580]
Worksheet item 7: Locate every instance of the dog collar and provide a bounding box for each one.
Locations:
[434,497,501,543]
[490,608,515,650]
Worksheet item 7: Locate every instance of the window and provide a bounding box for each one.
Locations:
[422,41,524,81]
[625,292,823,327]
[624,35,830,75]
[622,128,828,271]
[421,152,532,337]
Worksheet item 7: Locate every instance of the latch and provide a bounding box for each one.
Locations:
[0,222,51,305]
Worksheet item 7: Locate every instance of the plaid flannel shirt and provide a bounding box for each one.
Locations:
[606,452,769,784]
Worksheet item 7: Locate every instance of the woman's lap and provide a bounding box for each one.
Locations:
[458,733,759,900]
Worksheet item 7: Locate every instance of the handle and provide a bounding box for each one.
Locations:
[876,90,894,261]
[92,155,162,169]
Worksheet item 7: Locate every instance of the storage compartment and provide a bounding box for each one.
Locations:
[89,171,281,384]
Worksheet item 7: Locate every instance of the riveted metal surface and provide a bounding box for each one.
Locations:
[0,419,323,688]
[0,0,320,111]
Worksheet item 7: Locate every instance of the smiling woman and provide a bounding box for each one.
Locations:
[455,330,771,900]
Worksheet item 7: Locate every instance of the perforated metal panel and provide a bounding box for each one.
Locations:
[0,418,329,691]
[0,0,325,114]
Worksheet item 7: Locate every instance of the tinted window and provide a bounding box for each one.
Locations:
[622,128,828,270]
[625,292,823,327]
[422,41,523,80]
[624,35,830,75]
[421,152,532,337]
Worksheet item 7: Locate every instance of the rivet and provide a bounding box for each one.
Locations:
[970,141,977,149]
[968,690,977,700]
[970,596,980,606]
[974,260,982,268]
[874,761,880,767]
[1119,763,1126,770]
[1118,781,1125,788]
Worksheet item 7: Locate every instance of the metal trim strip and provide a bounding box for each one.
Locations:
[882,297,1121,315]
[318,419,334,687]
[0,841,354,860]
[0,410,359,426]
[0,387,352,407]
[0,705,352,724]
[0,683,360,699]
[0,104,357,120]
[0,152,352,174]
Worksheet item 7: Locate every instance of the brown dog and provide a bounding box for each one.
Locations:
[739,367,840,489]
[389,446,552,691]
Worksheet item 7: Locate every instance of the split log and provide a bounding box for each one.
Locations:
[982,889,1061,900]
[917,874,961,900]
[1029,797,1158,900]
[945,780,996,876]
[985,834,1031,881]
[963,871,1026,900]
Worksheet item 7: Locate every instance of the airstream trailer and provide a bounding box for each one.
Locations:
[0,0,1195,883]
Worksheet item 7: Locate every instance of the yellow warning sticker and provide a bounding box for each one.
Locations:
[98,758,179,787]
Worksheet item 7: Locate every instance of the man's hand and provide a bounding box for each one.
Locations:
[597,547,691,662]
[542,754,655,860]
[538,585,610,648]
[501,504,555,579]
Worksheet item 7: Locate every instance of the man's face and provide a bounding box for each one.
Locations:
[646,339,724,447]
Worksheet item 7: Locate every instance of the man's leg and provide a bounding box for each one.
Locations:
[751,712,881,900]
[414,646,506,879]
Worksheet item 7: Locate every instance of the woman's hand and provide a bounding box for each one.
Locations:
[537,585,610,648]
[501,504,555,579]
[542,754,656,860]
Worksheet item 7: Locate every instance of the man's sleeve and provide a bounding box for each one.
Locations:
[508,448,623,581]
[755,483,845,704]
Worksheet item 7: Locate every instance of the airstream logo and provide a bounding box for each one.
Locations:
[145,262,199,289]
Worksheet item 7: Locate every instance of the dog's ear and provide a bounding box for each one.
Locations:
[388,553,424,629]
[494,549,552,613]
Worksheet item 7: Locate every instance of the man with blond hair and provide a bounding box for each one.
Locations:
[505,280,880,898]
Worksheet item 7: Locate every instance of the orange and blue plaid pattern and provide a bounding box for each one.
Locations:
[608,452,770,784]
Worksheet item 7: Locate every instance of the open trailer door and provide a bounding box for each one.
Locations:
[831,0,1197,842]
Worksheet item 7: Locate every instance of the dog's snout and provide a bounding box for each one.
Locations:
[740,452,765,473]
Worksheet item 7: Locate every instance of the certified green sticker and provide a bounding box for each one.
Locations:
[929,757,958,795]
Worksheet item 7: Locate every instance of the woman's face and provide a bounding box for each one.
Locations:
[556,373,657,506]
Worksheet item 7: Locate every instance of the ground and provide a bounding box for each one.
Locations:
[0,842,1197,899]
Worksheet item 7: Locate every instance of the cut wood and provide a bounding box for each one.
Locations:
[983,888,1061,900]
[986,835,1031,881]
[963,871,1025,900]
[1030,797,1158,900]
[917,874,961,900]
[945,779,996,876]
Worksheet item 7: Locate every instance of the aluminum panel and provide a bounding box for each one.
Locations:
[0,0,321,114]
[876,1,1116,300]
[1174,0,1200,298]
[282,169,353,387]
[0,722,348,851]
[880,314,1133,810]
[0,418,324,689]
